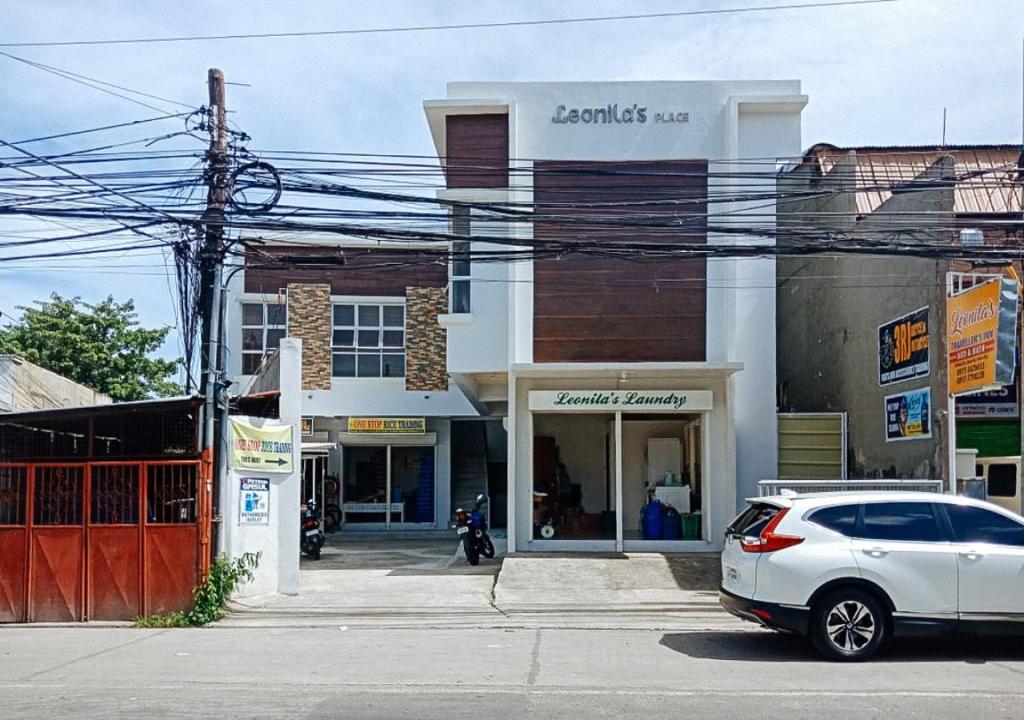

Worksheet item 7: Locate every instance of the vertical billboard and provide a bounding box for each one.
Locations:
[947,277,1018,396]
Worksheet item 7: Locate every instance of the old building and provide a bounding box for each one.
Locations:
[777,144,1024,485]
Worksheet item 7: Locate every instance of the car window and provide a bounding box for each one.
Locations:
[987,464,1018,498]
[808,504,859,536]
[727,503,780,537]
[945,504,1024,546]
[861,502,943,542]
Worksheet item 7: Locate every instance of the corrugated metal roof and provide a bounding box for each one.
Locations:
[807,144,1022,216]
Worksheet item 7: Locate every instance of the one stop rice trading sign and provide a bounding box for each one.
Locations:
[229,419,295,472]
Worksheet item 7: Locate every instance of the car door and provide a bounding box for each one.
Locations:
[941,502,1024,616]
[850,501,958,616]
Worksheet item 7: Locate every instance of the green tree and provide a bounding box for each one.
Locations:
[0,293,181,401]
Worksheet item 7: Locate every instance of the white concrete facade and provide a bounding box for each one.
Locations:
[221,80,805,557]
[424,81,806,551]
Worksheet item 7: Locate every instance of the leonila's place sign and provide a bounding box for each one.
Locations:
[528,390,713,412]
[551,104,689,125]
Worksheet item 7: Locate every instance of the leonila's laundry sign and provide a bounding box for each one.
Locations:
[347,417,426,433]
[947,277,1018,396]
[229,419,294,472]
[528,390,713,412]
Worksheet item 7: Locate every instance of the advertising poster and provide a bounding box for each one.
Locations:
[239,477,270,525]
[947,277,1018,396]
[878,306,929,386]
[230,419,294,472]
[885,387,932,442]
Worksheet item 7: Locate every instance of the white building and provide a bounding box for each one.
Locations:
[224,80,807,554]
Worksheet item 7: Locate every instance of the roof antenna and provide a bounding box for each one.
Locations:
[941,107,947,149]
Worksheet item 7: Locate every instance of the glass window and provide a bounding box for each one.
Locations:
[808,504,859,536]
[382,306,404,326]
[727,503,781,538]
[242,303,264,325]
[861,502,943,542]
[358,305,380,327]
[987,464,1018,497]
[946,504,1024,546]
[451,208,471,313]
[332,303,405,378]
[333,304,354,326]
[240,301,286,375]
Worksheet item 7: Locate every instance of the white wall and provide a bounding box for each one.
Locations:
[439,81,805,511]
[220,338,302,598]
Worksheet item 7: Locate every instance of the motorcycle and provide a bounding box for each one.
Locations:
[452,493,494,566]
[300,498,325,560]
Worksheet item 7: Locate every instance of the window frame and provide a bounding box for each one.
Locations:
[240,300,287,375]
[450,206,471,314]
[331,301,406,379]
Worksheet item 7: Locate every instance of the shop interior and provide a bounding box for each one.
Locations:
[532,413,617,540]
[621,415,702,541]
[532,413,703,542]
[339,445,436,526]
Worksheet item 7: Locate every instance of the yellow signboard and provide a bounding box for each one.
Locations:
[947,278,1016,396]
[347,417,426,434]
[229,419,295,472]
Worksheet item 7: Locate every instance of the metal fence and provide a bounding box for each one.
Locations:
[758,479,944,496]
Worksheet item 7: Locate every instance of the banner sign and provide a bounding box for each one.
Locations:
[528,390,713,412]
[230,419,295,472]
[878,306,929,386]
[347,417,426,434]
[956,372,1019,418]
[947,277,1018,396]
[885,387,932,442]
[239,477,270,525]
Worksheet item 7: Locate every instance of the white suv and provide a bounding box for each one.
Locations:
[720,491,1024,660]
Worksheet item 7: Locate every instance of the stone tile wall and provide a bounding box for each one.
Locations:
[286,283,332,390]
[406,287,448,391]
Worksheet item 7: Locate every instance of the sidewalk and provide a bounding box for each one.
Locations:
[221,535,726,629]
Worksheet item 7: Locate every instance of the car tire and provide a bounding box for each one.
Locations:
[810,589,886,662]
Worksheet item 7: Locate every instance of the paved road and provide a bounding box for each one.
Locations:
[2,623,1023,719]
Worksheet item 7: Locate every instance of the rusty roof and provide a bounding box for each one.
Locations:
[805,144,1022,216]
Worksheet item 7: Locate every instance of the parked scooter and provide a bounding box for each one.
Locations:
[452,493,494,566]
[300,498,325,560]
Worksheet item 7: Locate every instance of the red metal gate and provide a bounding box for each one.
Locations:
[0,460,210,623]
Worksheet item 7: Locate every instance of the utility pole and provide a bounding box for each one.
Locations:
[199,68,230,553]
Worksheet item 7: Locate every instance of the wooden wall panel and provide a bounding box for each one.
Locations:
[445,114,509,189]
[533,160,708,362]
[244,246,447,297]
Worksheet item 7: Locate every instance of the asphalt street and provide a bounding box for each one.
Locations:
[2,622,1023,719]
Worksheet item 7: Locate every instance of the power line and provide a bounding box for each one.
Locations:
[0,0,909,48]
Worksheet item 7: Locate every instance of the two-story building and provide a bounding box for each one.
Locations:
[225,80,807,553]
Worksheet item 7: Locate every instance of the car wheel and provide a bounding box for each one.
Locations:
[810,589,886,661]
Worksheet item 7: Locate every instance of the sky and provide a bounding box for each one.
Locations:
[0,0,1022,373]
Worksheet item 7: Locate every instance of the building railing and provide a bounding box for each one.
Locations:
[758,479,944,496]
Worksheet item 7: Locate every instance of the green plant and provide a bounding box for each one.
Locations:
[135,552,260,628]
